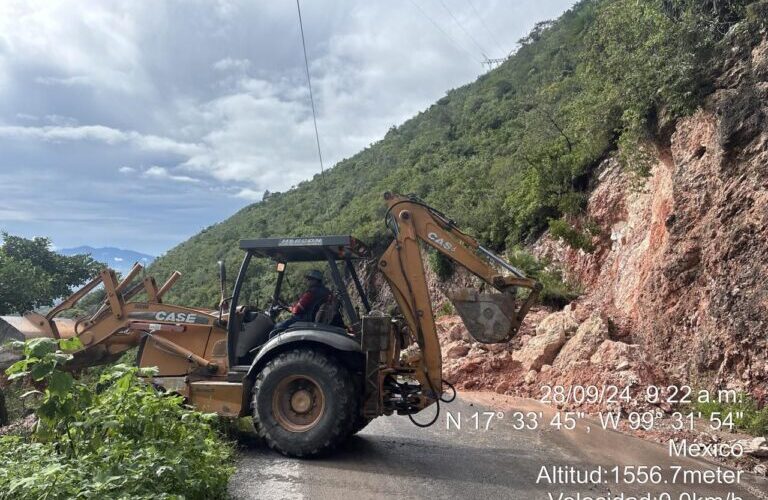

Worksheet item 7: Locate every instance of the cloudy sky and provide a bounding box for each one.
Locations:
[0,0,575,256]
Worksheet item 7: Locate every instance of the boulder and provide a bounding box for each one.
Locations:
[590,340,641,367]
[535,309,579,338]
[524,369,537,384]
[553,313,609,371]
[740,437,768,458]
[447,324,466,341]
[495,381,511,394]
[445,342,470,359]
[512,310,574,371]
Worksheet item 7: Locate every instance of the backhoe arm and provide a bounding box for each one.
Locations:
[377,193,541,395]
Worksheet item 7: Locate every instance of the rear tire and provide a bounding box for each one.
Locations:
[252,349,355,457]
[351,414,373,435]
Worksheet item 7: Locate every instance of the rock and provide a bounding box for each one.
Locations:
[535,309,578,338]
[445,342,470,359]
[590,340,641,367]
[616,360,630,370]
[462,360,482,373]
[510,309,575,371]
[524,370,537,384]
[488,343,507,354]
[447,324,465,341]
[754,463,767,477]
[495,381,511,394]
[740,437,768,458]
[468,347,485,357]
[540,364,552,373]
[553,313,609,371]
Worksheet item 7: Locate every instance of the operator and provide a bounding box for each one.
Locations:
[273,269,330,331]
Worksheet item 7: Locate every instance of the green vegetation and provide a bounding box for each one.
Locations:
[428,250,455,281]
[506,247,579,308]
[692,392,768,436]
[547,218,595,252]
[0,233,103,315]
[1,338,234,499]
[150,1,761,309]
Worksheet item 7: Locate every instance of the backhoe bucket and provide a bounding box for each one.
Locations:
[446,289,524,344]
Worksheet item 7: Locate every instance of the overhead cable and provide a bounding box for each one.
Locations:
[296,0,325,184]
[408,0,483,65]
[437,0,489,60]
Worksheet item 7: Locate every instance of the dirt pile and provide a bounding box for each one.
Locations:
[439,307,667,413]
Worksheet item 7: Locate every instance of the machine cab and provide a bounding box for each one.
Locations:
[225,235,372,372]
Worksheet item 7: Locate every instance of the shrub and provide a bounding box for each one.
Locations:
[1,338,234,499]
[692,391,768,436]
[548,218,595,252]
[428,249,454,281]
[506,247,579,308]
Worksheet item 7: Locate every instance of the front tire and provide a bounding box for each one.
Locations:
[252,349,356,457]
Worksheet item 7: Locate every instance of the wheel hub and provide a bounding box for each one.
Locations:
[290,389,312,413]
[272,374,326,432]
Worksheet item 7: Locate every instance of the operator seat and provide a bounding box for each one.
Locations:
[235,310,274,364]
[314,292,344,327]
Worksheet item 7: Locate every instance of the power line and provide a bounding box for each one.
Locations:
[296,0,325,184]
[466,0,505,55]
[436,0,489,60]
[408,0,483,65]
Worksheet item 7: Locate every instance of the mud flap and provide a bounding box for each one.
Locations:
[446,289,521,344]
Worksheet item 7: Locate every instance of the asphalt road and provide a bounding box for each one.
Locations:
[229,394,768,500]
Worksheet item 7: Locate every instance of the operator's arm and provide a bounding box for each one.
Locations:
[291,290,315,315]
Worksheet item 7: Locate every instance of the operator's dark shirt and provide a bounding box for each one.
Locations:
[290,284,330,321]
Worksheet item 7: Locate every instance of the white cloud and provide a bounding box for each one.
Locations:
[0,124,205,156]
[0,0,149,94]
[234,188,264,201]
[34,75,92,87]
[213,57,251,72]
[143,166,200,184]
[0,207,33,221]
[0,0,577,254]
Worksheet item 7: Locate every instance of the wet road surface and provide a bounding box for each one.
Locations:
[229,394,768,499]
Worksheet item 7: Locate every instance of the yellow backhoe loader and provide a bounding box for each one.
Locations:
[1,193,540,456]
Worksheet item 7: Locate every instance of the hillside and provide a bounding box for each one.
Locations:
[151,0,765,310]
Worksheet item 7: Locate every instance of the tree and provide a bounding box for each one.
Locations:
[0,233,104,315]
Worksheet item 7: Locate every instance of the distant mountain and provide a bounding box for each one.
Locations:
[58,246,155,275]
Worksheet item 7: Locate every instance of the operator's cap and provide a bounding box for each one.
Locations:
[305,269,323,282]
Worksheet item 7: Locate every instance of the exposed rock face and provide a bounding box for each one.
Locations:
[534,37,768,402]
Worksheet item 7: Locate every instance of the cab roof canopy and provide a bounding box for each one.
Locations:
[239,235,370,262]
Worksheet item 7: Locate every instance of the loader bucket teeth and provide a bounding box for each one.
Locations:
[446,289,520,343]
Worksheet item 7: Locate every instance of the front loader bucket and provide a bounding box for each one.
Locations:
[1,316,78,370]
[447,285,540,343]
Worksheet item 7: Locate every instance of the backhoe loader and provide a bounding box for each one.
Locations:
[0,193,540,457]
